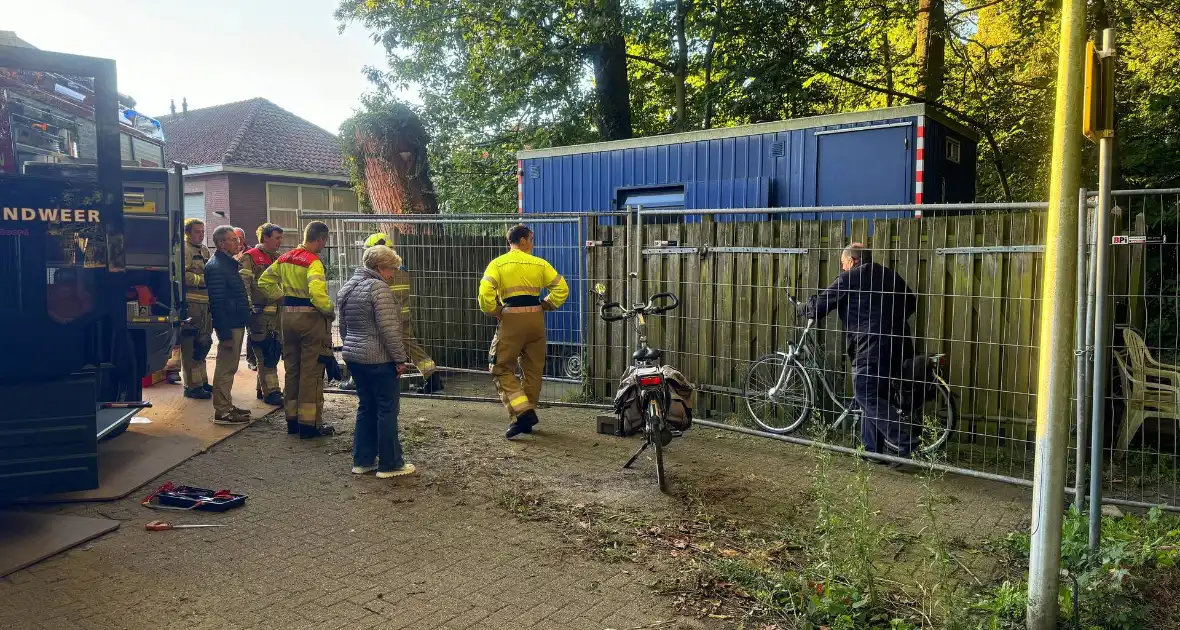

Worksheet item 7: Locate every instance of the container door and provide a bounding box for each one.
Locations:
[815,125,911,206]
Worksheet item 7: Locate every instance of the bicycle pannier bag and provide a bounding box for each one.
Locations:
[612,366,695,436]
[897,355,936,412]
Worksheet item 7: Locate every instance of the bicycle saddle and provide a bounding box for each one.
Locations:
[633,347,662,362]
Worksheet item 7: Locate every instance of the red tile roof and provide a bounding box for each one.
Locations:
[158,98,345,177]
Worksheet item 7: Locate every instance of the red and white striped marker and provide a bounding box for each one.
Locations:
[517,160,524,214]
[914,115,926,217]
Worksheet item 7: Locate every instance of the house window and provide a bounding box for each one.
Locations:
[183,193,205,223]
[619,186,685,224]
[945,137,961,164]
[265,183,359,253]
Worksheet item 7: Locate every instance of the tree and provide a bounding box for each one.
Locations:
[340,94,439,216]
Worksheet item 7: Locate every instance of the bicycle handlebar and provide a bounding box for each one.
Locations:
[596,292,680,322]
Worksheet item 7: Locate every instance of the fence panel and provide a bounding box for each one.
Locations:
[293,200,1178,510]
[1103,190,1178,508]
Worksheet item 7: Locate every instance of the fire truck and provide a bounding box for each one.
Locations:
[0,44,184,497]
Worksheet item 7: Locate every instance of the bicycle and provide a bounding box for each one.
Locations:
[742,292,956,455]
[592,283,682,491]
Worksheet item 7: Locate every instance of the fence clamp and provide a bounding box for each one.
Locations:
[585,240,614,248]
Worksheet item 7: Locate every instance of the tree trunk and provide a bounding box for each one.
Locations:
[882,30,894,107]
[588,0,633,141]
[701,0,721,129]
[673,0,690,132]
[915,0,946,102]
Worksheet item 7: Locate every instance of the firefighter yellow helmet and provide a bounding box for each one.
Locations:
[364,232,390,248]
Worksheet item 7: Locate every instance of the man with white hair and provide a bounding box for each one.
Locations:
[204,225,253,425]
[800,243,917,460]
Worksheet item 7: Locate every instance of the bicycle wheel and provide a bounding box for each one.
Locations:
[886,380,957,455]
[647,399,667,492]
[744,354,814,434]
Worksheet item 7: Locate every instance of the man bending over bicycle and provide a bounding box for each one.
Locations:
[799,244,919,459]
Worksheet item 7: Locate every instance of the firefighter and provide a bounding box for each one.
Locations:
[478,224,568,438]
[345,232,442,394]
[240,223,285,407]
[233,227,258,371]
[259,221,337,438]
[181,218,213,399]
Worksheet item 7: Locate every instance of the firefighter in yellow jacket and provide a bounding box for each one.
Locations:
[478,224,568,438]
[259,221,337,438]
[240,223,285,407]
[358,232,442,394]
[181,218,213,399]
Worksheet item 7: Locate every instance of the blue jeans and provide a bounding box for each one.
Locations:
[347,362,404,471]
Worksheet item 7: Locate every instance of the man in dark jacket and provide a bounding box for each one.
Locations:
[205,226,253,425]
[801,244,918,457]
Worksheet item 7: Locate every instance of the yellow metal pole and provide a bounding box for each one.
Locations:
[1027,0,1089,628]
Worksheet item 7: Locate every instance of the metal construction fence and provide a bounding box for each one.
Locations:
[291,192,1179,511]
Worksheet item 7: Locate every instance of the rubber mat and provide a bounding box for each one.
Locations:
[0,511,118,577]
[17,361,280,503]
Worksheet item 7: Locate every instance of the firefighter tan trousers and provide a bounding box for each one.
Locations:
[181,301,211,389]
[250,310,282,397]
[489,307,546,418]
[282,309,330,428]
[402,320,436,378]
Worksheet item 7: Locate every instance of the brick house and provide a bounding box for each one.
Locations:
[159,98,358,247]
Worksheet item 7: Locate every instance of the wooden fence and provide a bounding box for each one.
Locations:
[585,211,1144,437]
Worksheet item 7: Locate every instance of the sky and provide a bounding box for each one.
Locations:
[6,0,402,133]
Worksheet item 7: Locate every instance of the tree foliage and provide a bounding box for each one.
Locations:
[338,0,1180,212]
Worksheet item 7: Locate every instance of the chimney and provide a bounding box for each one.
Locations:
[170,99,176,116]
[182,97,188,114]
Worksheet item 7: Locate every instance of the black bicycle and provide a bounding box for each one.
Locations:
[742,291,956,454]
[592,283,681,491]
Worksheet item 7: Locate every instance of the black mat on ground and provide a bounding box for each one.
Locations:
[15,430,205,503]
[0,511,119,577]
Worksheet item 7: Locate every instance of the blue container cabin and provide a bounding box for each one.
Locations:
[516,103,979,352]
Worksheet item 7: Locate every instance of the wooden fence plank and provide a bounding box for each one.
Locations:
[948,216,978,424]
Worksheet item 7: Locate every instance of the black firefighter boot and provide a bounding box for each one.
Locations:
[417,372,444,394]
[300,424,337,440]
[505,410,539,439]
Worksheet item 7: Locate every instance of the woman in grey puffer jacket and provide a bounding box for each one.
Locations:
[337,245,415,478]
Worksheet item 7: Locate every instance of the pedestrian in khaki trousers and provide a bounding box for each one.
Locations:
[204,226,252,425]
[259,221,337,438]
[478,224,569,439]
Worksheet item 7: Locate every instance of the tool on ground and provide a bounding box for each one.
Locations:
[145,520,227,531]
[140,482,248,512]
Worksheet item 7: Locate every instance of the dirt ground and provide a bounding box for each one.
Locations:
[0,391,1035,630]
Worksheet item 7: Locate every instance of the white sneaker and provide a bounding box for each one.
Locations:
[375,464,416,478]
[351,465,378,475]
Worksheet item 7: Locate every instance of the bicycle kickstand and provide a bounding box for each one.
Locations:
[623,438,650,469]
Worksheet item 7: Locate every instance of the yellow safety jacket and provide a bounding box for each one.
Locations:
[388,266,413,321]
[258,245,332,315]
[184,240,211,304]
[478,249,568,314]
[240,247,282,313]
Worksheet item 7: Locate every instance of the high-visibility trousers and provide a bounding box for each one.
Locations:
[489,306,546,418]
[181,301,212,389]
[250,309,282,396]
[282,308,331,427]
[402,320,436,378]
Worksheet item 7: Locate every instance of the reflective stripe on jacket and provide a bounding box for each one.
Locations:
[478,249,568,314]
[258,245,332,315]
[184,240,210,303]
[388,266,412,320]
[240,247,279,311]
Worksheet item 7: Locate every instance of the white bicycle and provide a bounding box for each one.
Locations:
[742,292,957,455]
